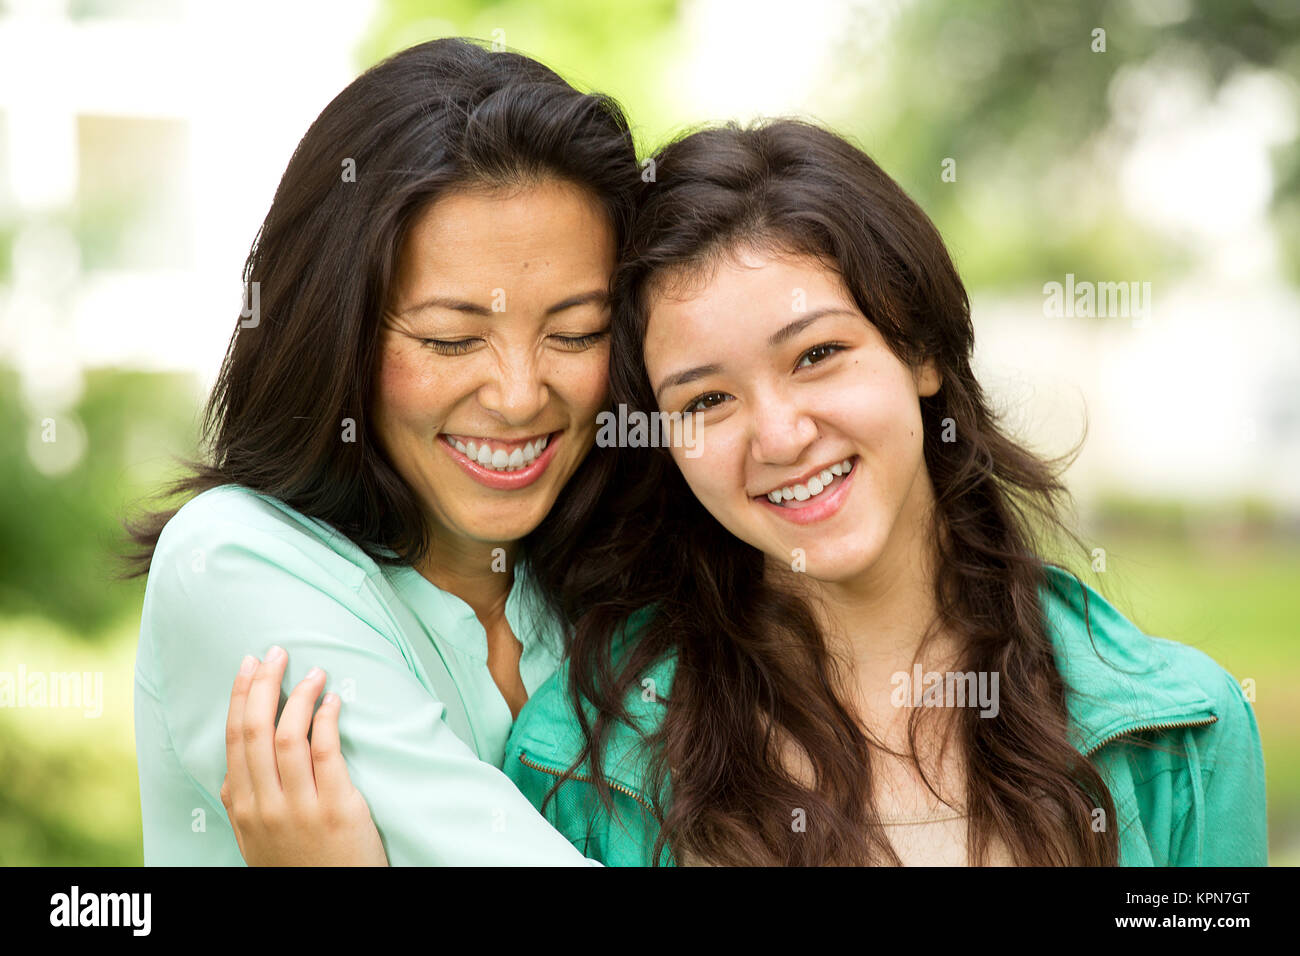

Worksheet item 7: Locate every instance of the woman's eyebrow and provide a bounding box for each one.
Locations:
[655,308,855,399]
[395,289,609,318]
[767,308,854,346]
[655,362,723,400]
[545,289,609,315]
[397,296,490,317]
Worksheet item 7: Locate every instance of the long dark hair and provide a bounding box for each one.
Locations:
[537,119,1119,866]
[123,37,637,577]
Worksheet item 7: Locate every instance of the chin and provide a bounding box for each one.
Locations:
[788,538,885,583]
[472,508,555,544]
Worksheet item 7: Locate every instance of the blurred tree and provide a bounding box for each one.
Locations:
[0,366,202,638]
[357,0,682,148]
[357,0,1299,289]
[850,0,1300,289]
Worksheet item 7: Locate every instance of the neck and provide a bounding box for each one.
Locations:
[414,533,518,629]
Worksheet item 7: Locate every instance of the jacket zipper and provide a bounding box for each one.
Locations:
[1083,715,1218,757]
[516,751,658,815]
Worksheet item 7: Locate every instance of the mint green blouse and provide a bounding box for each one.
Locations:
[134,483,590,865]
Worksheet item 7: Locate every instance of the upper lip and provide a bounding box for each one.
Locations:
[752,456,854,498]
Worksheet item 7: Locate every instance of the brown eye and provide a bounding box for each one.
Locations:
[796,343,844,368]
[683,391,730,414]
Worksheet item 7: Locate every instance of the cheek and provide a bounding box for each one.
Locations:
[554,351,610,420]
[672,430,744,507]
[377,344,473,432]
[822,363,920,448]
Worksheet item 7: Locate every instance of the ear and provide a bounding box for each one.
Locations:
[914,356,942,398]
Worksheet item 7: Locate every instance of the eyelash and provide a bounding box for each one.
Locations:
[553,330,610,351]
[796,342,846,367]
[421,338,478,356]
[420,330,610,356]
[681,341,847,413]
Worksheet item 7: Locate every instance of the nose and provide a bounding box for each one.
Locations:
[748,384,818,465]
[478,346,549,426]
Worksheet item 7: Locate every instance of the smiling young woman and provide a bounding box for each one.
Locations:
[505,119,1266,867]
[123,37,637,866]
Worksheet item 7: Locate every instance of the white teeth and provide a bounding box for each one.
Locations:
[447,434,553,472]
[764,457,855,506]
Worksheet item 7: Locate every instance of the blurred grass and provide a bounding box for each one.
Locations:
[0,524,1295,865]
[0,614,142,865]
[1076,523,1300,865]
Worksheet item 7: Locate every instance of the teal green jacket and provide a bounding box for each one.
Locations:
[504,566,1268,865]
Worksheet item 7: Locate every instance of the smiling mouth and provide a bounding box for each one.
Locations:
[756,457,856,507]
[440,431,555,473]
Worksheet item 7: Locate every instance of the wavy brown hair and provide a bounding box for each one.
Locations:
[534,119,1119,866]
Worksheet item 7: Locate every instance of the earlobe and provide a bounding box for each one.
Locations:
[916,358,942,397]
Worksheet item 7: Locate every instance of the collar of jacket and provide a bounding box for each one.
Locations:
[1040,564,1219,755]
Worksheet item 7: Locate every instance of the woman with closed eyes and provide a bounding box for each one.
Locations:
[128,37,639,866]
[215,117,1266,866]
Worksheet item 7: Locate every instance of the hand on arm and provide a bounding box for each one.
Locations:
[145,502,591,865]
[220,648,387,866]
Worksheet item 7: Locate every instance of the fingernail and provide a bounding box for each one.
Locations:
[265,645,284,662]
[305,666,323,680]
[239,655,257,675]
[323,693,339,705]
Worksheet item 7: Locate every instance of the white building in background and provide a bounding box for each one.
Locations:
[0,0,375,423]
[972,281,1300,519]
[972,63,1300,518]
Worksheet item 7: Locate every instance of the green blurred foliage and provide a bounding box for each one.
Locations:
[852,0,1300,290]
[357,0,684,147]
[359,0,1300,290]
[0,366,202,638]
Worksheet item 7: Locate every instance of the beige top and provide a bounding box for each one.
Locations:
[879,808,1016,866]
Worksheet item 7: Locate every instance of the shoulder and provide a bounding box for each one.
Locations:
[152,484,382,590]
[140,484,403,669]
[504,613,673,866]
[1039,564,1255,756]
[507,606,673,790]
[510,609,673,771]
